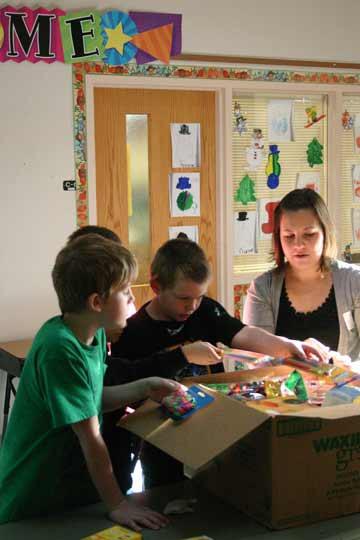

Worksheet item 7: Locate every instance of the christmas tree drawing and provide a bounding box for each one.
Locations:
[307,138,323,168]
[235,175,256,205]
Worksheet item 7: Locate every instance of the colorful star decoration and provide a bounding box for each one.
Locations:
[104,22,131,55]
[100,10,178,65]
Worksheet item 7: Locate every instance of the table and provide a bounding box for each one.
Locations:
[1,480,360,540]
[0,339,32,441]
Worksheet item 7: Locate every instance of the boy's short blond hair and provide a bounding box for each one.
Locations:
[151,238,211,289]
[52,234,137,313]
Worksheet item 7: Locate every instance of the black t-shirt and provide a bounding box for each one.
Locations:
[108,296,244,382]
[103,296,244,485]
[275,284,340,351]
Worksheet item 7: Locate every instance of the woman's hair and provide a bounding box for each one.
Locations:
[272,188,337,272]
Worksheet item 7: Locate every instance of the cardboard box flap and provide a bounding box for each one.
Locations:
[283,403,360,420]
[119,386,269,470]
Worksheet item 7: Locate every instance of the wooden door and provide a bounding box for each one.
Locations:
[94,88,217,307]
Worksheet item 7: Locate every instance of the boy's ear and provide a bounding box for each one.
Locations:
[150,275,161,294]
[87,292,104,312]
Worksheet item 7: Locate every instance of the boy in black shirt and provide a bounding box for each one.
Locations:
[106,238,322,488]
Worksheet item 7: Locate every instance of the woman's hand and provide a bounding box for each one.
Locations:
[304,338,352,367]
[108,500,169,531]
[280,337,328,362]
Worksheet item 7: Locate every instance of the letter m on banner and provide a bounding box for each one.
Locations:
[0,6,65,62]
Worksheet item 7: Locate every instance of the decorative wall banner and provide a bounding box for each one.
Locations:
[129,11,181,65]
[0,6,182,64]
[0,6,65,62]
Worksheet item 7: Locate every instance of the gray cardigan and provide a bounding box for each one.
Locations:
[243,260,360,360]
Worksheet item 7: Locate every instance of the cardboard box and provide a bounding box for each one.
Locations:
[120,360,360,529]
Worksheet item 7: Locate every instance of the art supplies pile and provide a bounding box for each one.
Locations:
[120,351,360,529]
[204,365,350,409]
[208,359,360,411]
[222,347,283,372]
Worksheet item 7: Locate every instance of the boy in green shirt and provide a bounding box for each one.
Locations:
[0,234,178,532]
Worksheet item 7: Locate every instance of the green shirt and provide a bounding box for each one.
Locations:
[0,316,107,523]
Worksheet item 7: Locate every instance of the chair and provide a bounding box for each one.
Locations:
[0,339,31,443]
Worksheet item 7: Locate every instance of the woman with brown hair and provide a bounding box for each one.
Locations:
[243,188,360,361]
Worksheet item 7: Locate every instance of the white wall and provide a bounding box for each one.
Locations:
[0,61,76,341]
[0,0,359,341]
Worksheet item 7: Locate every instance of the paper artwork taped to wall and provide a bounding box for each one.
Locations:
[304,106,326,128]
[352,165,360,202]
[233,101,247,135]
[169,173,200,217]
[257,198,280,240]
[171,123,200,168]
[342,110,354,130]
[352,208,360,247]
[233,211,257,255]
[354,115,360,154]
[234,175,256,205]
[307,138,323,168]
[268,99,294,142]
[169,225,199,243]
[265,145,281,189]
[245,129,265,170]
[296,172,320,192]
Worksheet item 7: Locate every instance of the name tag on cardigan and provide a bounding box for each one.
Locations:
[344,311,355,331]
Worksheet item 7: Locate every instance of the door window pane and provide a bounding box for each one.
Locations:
[126,114,151,284]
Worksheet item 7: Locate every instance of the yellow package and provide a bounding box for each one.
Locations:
[82,525,142,540]
[264,379,281,398]
[180,536,214,540]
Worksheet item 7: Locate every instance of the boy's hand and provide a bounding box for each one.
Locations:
[108,500,169,531]
[182,341,223,365]
[145,377,182,402]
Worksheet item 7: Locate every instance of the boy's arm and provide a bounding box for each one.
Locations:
[107,349,188,383]
[231,325,326,361]
[106,345,222,386]
[72,416,168,531]
[102,376,181,412]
